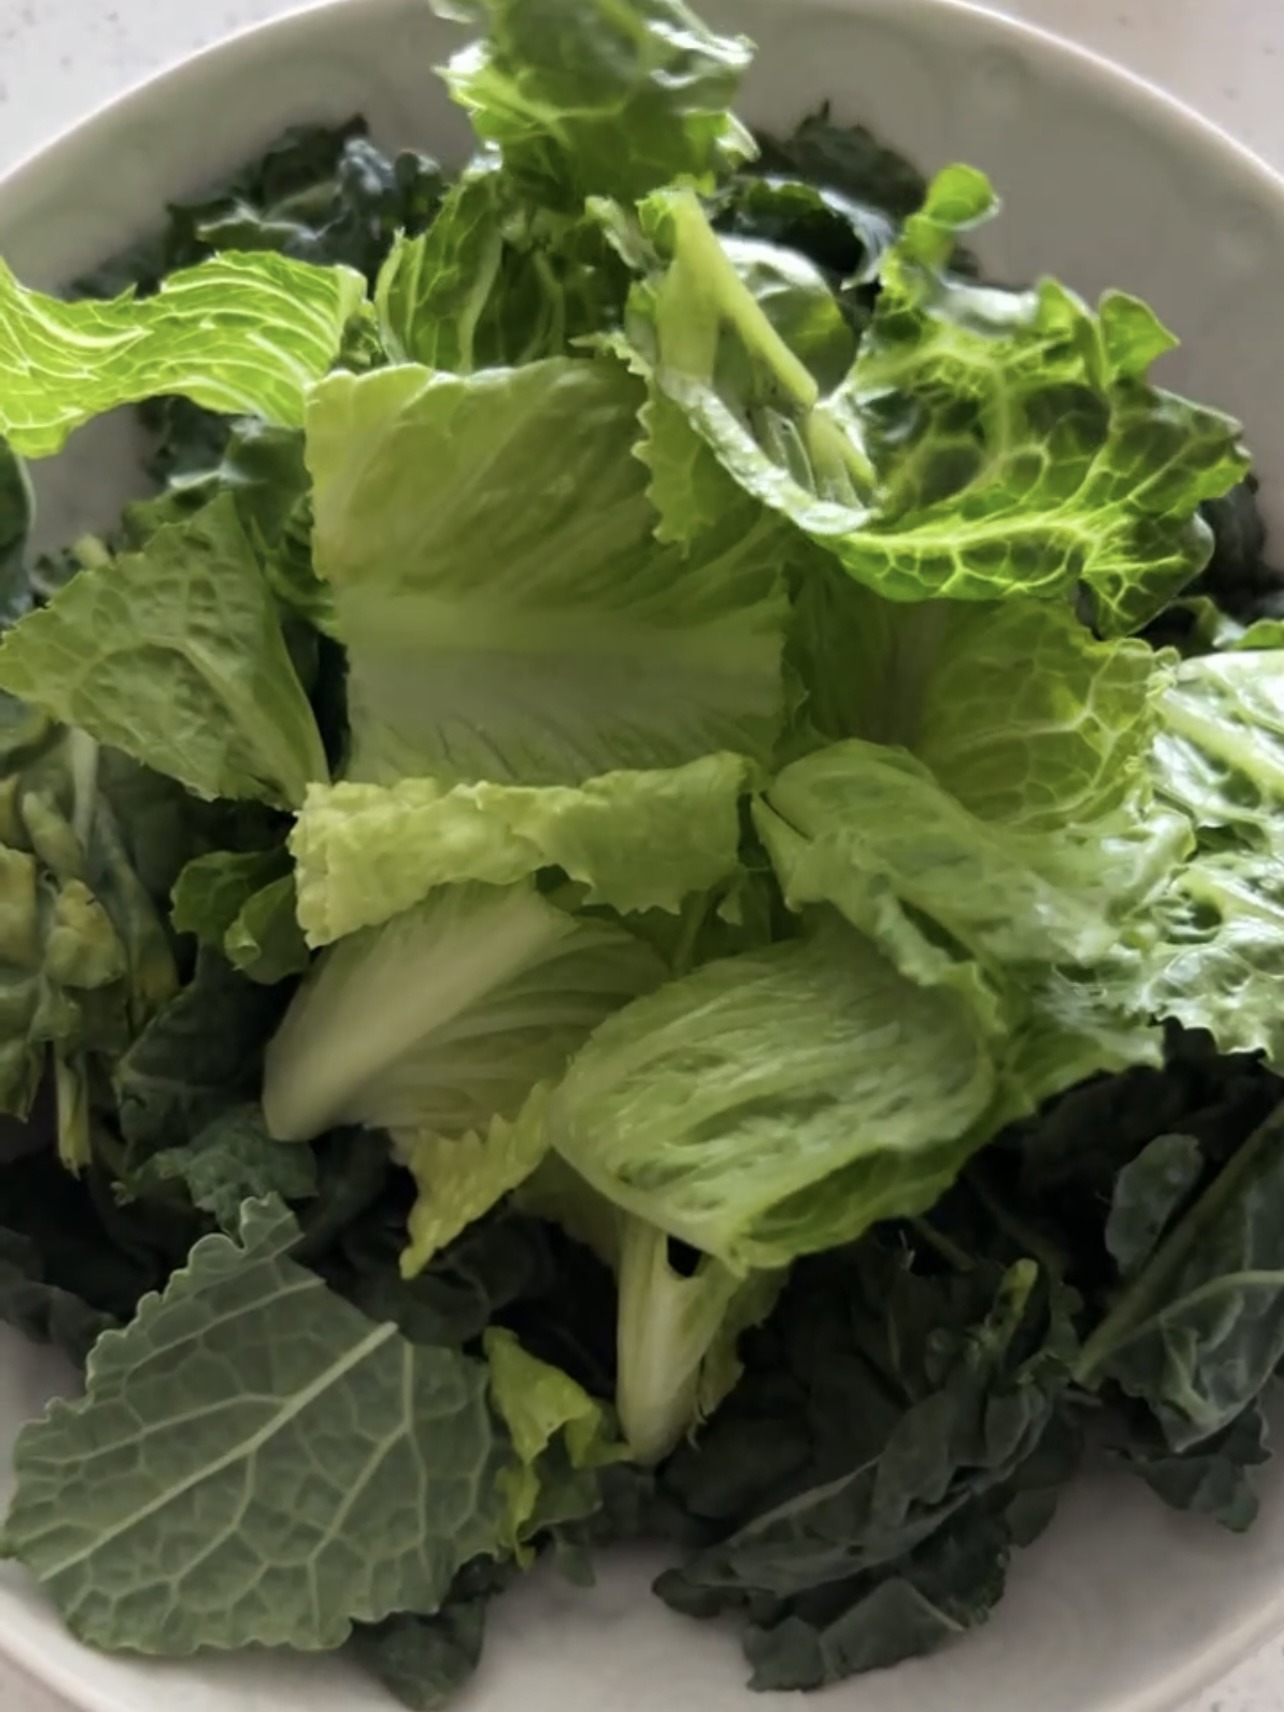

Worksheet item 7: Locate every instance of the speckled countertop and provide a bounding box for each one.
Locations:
[0,0,1281,1709]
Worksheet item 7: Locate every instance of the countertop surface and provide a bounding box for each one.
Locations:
[0,0,1282,1709]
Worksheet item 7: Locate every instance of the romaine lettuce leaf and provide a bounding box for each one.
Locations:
[547,922,999,1271]
[485,1325,628,1551]
[292,753,750,944]
[790,575,1165,831]
[263,882,663,1142]
[0,497,329,809]
[0,252,366,458]
[401,1087,551,1278]
[305,357,790,784]
[610,171,1247,630]
[376,164,629,371]
[432,0,754,209]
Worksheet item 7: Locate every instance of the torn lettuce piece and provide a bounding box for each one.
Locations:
[610,170,1247,631]
[0,1198,503,1653]
[0,497,329,810]
[790,575,1166,832]
[0,251,366,458]
[756,738,1188,1020]
[376,164,628,371]
[263,882,663,1142]
[292,753,751,945]
[400,1086,552,1279]
[485,1325,628,1553]
[431,0,754,209]
[546,921,999,1272]
[306,356,790,785]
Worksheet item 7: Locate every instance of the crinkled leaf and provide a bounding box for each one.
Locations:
[547,921,998,1270]
[432,0,754,208]
[791,576,1164,831]
[292,753,750,945]
[1122,1401,1270,1533]
[615,173,1246,629]
[0,1227,117,1366]
[0,252,365,458]
[376,165,627,371]
[306,357,790,785]
[0,497,329,809]
[0,1198,503,1653]
[123,1104,318,1230]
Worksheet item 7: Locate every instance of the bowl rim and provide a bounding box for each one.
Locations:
[2,2,1284,1710]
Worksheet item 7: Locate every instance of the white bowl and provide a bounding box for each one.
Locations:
[3,3,1284,1710]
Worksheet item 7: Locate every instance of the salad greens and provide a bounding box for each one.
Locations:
[0,0,1282,1703]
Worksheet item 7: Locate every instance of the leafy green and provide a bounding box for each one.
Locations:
[0,498,329,809]
[375,165,628,371]
[122,1104,318,1229]
[431,0,754,208]
[486,1325,628,1551]
[611,172,1247,630]
[292,754,750,944]
[548,921,998,1271]
[0,252,365,458]
[351,1558,514,1712]
[116,948,289,1153]
[264,883,663,1141]
[306,357,790,785]
[1,1198,503,1652]
[401,1089,551,1278]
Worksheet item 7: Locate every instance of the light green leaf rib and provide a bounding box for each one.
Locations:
[0,252,366,458]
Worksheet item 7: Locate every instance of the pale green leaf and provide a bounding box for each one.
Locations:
[613,174,1246,630]
[0,252,366,458]
[263,882,663,1141]
[292,753,750,945]
[432,0,754,209]
[547,923,999,1271]
[0,497,328,809]
[305,357,790,785]
[400,1086,552,1279]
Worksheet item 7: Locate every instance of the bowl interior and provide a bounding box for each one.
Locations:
[2,3,1284,1710]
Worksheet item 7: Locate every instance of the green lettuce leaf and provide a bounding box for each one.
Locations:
[263,882,663,1142]
[0,252,366,458]
[0,497,329,809]
[547,921,999,1271]
[376,164,628,371]
[305,356,790,784]
[790,576,1164,831]
[432,0,754,209]
[0,1197,503,1653]
[292,753,750,945]
[611,171,1247,629]
[401,1087,551,1278]
[485,1325,628,1552]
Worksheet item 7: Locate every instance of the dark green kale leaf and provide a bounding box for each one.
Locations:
[115,948,292,1155]
[120,1102,317,1231]
[351,1557,518,1711]
[0,442,32,627]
